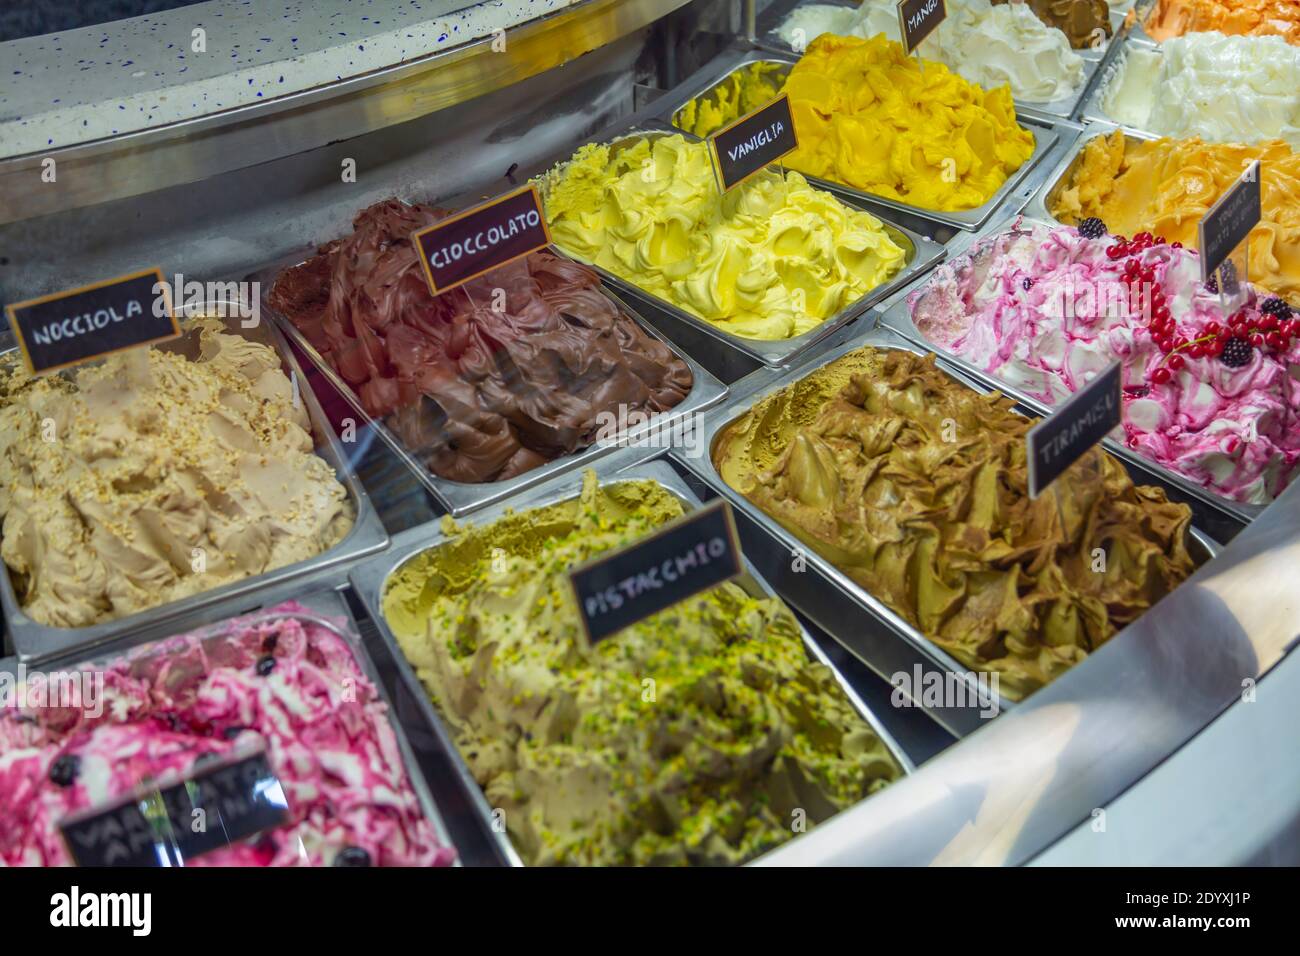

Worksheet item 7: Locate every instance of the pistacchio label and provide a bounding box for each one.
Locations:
[569,499,744,644]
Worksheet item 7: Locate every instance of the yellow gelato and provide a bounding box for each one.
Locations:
[1051,132,1300,302]
[713,347,1198,701]
[675,61,784,139]
[675,37,1036,211]
[0,321,354,628]
[382,471,903,866]
[536,133,907,340]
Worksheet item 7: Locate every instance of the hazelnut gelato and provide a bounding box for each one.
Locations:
[0,322,353,628]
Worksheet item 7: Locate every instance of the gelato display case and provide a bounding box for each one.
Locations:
[1,0,1297,868]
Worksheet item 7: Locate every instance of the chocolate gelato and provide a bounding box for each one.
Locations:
[269,200,693,484]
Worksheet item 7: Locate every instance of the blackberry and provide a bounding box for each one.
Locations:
[1077,217,1107,240]
[334,846,372,867]
[1220,336,1253,368]
[49,754,80,787]
[1260,297,1293,319]
[1022,277,1033,291]
[1205,273,1219,294]
[256,655,276,676]
[1218,260,1240,294]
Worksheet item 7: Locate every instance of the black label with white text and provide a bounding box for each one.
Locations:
[5,268,177,374]
[708,94,799,192]
[412,185,551,294]
[59,751,289,867]
[1198,161,1261,283]
[897,0,947,54]
[569,500,744,644]
[1027,361,1122,498]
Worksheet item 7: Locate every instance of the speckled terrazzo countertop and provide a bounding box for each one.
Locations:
[0,0,584,159]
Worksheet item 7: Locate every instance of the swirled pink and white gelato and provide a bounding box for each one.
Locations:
[0,601,455,867]
[908,220,1300,504]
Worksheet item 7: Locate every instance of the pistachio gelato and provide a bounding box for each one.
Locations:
[381,471,902,865]
[0,321,353,628]
[712,348,1197,700]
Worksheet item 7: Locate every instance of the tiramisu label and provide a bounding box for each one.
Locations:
[1027,360,1122,497]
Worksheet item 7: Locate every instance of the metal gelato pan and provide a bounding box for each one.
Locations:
[0,586,459,866]
[877,214,1268,530]
[348,457,915,867]
[259,251,727,518]
[751,0,1128,121]
[670,325,1221,733]
[0,303,388,665]
[656,45,1062,231]
[535,124,947,369]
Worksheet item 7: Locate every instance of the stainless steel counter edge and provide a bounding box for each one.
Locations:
[348,451,914,866]
[0,0,696,225]
[754,470,1300,865]
[876,212,1267,528]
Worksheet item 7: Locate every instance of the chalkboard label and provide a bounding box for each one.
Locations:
[59,750,289,867]
[897,0,947,54]
[411,184,552,295]
[5,268,177,375]
[1027,361,1121,498]
[708,93,799,192]
[1198,161,1261,283]
[569,499,744,644]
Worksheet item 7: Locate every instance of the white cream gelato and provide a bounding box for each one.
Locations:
[776,0,1086,103]
[1101,32,1300,147]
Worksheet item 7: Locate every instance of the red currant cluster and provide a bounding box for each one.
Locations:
[1104,231,1182,260]
[1228,307,1300,353]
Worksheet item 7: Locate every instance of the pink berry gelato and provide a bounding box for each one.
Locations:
[908,220,1300,505]
[0,601,455,867]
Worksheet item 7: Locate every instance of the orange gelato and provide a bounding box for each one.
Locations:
[1143,0,1300,45]
[1051,131,1300,301]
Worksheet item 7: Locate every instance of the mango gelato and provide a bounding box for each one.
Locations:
[0,322,354,628]
[381,471,903,865]
[712,348,1197,701]
[1050,132,1300,301]
[677,36,1036,211]
[536,133,907,340]
[1144,0,1300,45]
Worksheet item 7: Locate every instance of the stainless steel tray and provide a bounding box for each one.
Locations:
[1023,119,1157,223]
[670,325,1221,724]
[1078,35,1163,135]
[752,0,1128,121]
[877,213,1268,526]
[348,457,915,867]
[4,587,459,866]
[258,255,728,517]
[654,45,1062,231]
[0,302,389,665]
[536,124,947,368]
